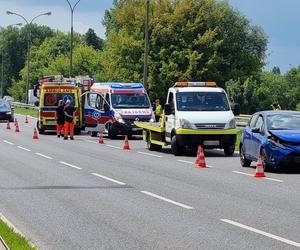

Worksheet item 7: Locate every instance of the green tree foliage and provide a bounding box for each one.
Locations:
[101,0,267,100]
[84,28,104,50]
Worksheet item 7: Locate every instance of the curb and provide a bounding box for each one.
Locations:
[0,235,9,250]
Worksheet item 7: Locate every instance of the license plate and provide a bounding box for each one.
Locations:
[203,140,220,146]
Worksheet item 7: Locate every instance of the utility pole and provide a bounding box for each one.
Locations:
[143,0,150,90]
[66,0,81,78]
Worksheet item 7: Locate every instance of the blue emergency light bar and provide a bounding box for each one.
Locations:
[110,83,144,89]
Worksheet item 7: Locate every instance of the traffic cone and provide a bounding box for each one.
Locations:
[123,135,130,150]
[6,121,11,130]
[25,115,29,124]
[254,155,266,178]
[194,146,202,165]
[14,118,17,127]
[98,132,104,144]
[15,121,20,132]
[32,128,39,139]
[195,146,206,168]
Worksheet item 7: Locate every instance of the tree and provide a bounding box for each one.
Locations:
[272,66,281,75]
[84,28,103,50]
[101,0,268,100]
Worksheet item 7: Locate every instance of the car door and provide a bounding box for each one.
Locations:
[243,114,258,156]
[165,91,176,143]
[84,92,114,132]
[249,115,265,159]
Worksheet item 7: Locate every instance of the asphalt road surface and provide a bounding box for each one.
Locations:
[0,114,299,250]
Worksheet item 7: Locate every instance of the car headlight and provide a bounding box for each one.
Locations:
[5,112,11,115]
[179,118,196,129]
[225,118,236,129]
[268,137,289,150]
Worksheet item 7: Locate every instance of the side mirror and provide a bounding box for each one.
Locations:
[251,127,260,133]
[164,103,172,115]
[104,103,110,112]
[34,101,40,107]
[232,103,241,116]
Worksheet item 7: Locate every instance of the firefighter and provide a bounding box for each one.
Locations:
[64,99,76,140]
[155,99,162,122]
[55,100,65,138]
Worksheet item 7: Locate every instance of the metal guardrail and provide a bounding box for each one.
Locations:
[12,102,38,110]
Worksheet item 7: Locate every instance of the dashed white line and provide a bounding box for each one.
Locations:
[17,146,31,152]
[106,145,122,150]
[140,191,193,210]
[3,140,14,145]
[177,159,214,168]
[85,140,98,144]
[35,153,53,160]
[232,171,283,182]
[221,219,300,248]
[138,151,162,158]
[91,173,126,185]
[59,161,82,170]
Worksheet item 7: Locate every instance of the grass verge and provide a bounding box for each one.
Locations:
[13,107,38,118]
[0,218,36,250]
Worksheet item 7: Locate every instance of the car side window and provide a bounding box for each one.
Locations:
[254,116,264,133]
[249,114,258,128]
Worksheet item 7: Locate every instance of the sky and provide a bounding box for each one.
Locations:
[0,0,300,73]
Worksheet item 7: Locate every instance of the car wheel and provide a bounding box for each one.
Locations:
[240,144,251,167]
[37,121,45,134]
[147,135,162,151]
[91,131,98,137]
[9,117,14,123]
[171,136,183,156]
[261,148,271,171]
[224,145,235,156]
[107,124,117,139]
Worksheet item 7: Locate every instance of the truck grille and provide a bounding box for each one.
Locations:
[194,123,226,129]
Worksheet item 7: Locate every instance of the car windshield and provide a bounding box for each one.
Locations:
[0,100,9,108]
[111,93,150,108]
[176,92,230,111]
[267,113,300,130]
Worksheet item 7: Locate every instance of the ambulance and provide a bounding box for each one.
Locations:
[90,82,155,138]
[36,76,115,134]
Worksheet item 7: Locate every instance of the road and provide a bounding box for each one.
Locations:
[0,114,299,249]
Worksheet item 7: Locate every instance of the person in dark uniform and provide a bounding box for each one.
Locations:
[64,99,76,140]
[55,100,65,138]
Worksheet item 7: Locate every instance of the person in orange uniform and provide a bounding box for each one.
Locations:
[55,100,65,138]
[64,99,76,140]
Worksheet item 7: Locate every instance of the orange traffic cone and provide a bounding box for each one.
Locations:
[194,146,202,165]
[32,128,39,139]
[14,118,17,127]
[6,121,11,130]
[98,132,104,144]
[195,146,206,168]
[123,135,130,150]
[254,155,266,178]
[25,115,29,124]
[15,121,20,132]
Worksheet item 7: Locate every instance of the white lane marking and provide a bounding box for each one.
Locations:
[17,146,31,152]
[59,161,82,170]
[91,173,126,185]
[85,140,98,144]
[35,153,53,160]
[3,140,14,145]
[232,171,283,183]
[221,219,300,248]
[177,160,214,168]
[25,125,32,128]
[141,191,193,210]
[106,145,122,150]
[138,151,162,158]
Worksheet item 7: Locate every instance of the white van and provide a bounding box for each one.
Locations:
[91,82,155,138]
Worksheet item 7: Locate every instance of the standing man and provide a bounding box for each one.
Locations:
[155,98,162,122]
[55,100,65,138]
[64,99,76,140]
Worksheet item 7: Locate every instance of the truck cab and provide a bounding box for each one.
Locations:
[165,82,238,155]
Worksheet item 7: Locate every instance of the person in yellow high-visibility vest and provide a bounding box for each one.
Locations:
[155,99,162,122]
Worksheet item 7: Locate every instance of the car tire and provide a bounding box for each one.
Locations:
[224,145,235,156]
[261,148,271,171]
[37,121,45,134]
[171,136,183,156]
[9,117,14,123]
[147,135,162,151]
[107,124,117,139]
[240,144,251,167]
[91,131,98,137]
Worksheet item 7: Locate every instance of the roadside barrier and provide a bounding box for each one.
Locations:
[6,121,11,130]
[32,128,39,139]
[195,145,206,168]
[254,155,266,178]
[123,135,130,150]
[98,132,104,144]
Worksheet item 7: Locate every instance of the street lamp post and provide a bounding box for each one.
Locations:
[66,0,81,78]
[1,23,22,98]
[6,11,51,104]
[143,0,150,90]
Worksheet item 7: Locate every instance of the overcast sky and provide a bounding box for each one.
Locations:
[1,0,299,73]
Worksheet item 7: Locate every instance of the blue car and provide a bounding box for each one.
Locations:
[240,110,300,170]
